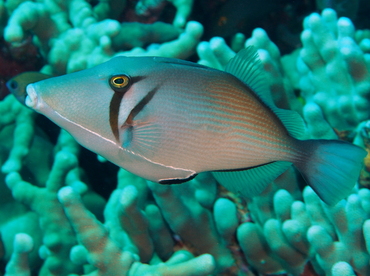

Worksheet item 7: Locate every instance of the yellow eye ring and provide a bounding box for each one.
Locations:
[109,75,130,89]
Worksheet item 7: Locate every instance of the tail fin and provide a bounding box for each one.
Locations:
[294,140,367,206]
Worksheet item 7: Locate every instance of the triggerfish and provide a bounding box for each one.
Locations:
[10,47,366,206]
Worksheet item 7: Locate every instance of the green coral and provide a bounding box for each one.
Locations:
[1,4,370,276]
[4,0,201,74]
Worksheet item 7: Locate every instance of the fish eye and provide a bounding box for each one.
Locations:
[9,80,18,90]
[109,74,130,92]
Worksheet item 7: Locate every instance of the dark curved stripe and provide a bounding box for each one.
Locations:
[129,86,158,119]
[109,84,158,143]
[109,92,123,142]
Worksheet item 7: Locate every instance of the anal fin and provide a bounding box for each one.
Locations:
[212,161,292,198]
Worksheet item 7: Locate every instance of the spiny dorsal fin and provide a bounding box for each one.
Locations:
[225,46,306,139]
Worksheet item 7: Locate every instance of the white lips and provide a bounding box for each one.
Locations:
[25,84,38,109]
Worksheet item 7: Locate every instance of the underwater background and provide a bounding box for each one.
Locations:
[2,0,370,275]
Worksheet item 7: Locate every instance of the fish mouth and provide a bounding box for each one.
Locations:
[25,84,38,109]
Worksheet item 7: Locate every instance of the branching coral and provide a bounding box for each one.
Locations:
[4,233,34,276]
[237,184,370,275]
[4,0,201,75]
[6,152,86,275]
[58,185,216,275]
[4,165,240,275]
[1,3,370,276]
[297,9,370,131]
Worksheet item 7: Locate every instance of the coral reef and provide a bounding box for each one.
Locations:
[1,0,370,275]
[3,0,201,74]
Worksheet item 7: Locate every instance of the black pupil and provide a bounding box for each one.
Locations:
[114,78,124,85]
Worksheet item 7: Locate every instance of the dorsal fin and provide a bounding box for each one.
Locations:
[225,46,275,106]
[225,47,306,139]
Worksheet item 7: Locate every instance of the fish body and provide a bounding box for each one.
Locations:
[17,47,366,205]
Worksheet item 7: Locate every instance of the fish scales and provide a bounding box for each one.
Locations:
[133,66,295,170]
